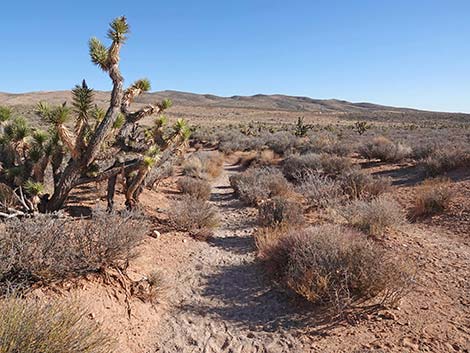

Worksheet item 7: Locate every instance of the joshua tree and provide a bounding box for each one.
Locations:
[0,16,189,216]
[294,116,313,137]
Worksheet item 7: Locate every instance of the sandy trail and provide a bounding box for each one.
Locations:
[150,161,470,353]
[153,163,307,352]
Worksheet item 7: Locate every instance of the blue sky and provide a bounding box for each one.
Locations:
[1,0,469,112]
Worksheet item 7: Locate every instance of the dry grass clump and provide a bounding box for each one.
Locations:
[296,172,344,209]
[229,167,291,206]
[182,151,224,179]
[301,133,352,157]
[420,147,470,176]
[168,195,219,231]
[359,136,411,163]
[257,196,304,228]
[0,296,114,353]
[177,176,212,200]
[282,153,352,182]
[339,196,406,236]
[0,211,147,292]
[411,178,454,218]
[240,149,278,168]
[131,270,169,304]
[256,225,411,311]
[339,168,391,200]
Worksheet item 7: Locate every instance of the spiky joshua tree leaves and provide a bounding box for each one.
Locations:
[0,16,190,215]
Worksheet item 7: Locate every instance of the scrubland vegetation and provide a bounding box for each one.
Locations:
[0,14,469,353]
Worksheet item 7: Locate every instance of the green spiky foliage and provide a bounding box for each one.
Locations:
[0,106,12,124]
[112,113,125,129]
[131,78,151,92]
[1,17,192,215]
[72,80,94,134]
[89,37,109,71]
[107,16,129,43]
[3,117,30,144]
[24,180,45,196]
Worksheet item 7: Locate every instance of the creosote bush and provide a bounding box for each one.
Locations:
[256,225,411,311]
[229,167,291,206]
[412,178,454,218]
[339,196,406,236]
[0,210,147,292]
[0,296,114,353]
[257,196,304,228]
[177,176,211,200]
[359,136,411,163]
[168,195,219,231]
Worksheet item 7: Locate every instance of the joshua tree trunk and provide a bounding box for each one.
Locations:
[44,19,125,212]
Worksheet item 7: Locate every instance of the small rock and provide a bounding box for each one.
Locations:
[182,239,187,243]
[151,230,161,239]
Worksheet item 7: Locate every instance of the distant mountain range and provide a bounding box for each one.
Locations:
[0,90,442,113]
[1,90,468,124]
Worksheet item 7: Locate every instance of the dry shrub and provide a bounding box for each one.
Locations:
[240,149,278,168]
[168,195,219,231]
[131,270,169,304]
[282,153,352,182]
[263,131,300,156]
[339,196,406,236]
[302,133,352,157]
[339,168,391,200]
[177,176,211,200]
[257,225,411,311]
[420,147,470,176]
[296,172,344,209]
[0,183,17,211]
[182,151,224,179]
[229,167,290,206]
[0,211,147,292]
[412,178,454,218]
[182,155,203,178]
[0,296,114,353]
[257,196,304,228]
[359,136,411,163]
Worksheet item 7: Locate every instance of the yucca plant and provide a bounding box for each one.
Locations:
[1,17,191,216]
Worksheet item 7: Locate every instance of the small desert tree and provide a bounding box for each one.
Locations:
[0,17,189,216]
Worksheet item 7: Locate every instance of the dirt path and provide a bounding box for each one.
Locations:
[153,163,307,352]
[150,162,470,353]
